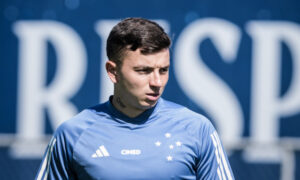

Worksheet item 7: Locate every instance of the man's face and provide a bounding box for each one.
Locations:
[114,48,170,112]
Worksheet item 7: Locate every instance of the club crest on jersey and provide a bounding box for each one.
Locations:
[154,132,183,162]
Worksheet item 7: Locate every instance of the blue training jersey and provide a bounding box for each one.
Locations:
[36,98,234,180]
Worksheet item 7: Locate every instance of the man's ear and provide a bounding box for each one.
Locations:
[106,60,118,83]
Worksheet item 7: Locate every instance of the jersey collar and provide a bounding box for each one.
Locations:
[106,96,162,125]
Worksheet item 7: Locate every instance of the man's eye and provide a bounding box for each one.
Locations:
[136,69,152,73]
[160,68,169,73]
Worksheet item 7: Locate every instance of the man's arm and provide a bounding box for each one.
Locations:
[36,127,74,180]
[196,121,234,180]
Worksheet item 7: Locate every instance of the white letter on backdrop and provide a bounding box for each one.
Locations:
[13,21,87,141]
[245,21,300,162]
[174,18,243,145]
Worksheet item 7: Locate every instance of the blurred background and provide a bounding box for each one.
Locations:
[1,0,300,179]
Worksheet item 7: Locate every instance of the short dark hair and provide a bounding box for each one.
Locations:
[106,17,171,64]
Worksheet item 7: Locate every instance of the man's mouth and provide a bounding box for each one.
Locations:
[146,93,160,101]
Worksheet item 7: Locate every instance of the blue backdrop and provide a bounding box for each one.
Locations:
[1,0,300,179]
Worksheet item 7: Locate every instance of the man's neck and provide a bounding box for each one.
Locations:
[111,96,145,118]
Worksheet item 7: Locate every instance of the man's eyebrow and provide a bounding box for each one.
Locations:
[133,65,170,69]
[133,66,153,69]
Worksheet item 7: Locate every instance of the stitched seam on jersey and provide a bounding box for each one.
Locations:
[180,108,202,160]
[171,107,203,167]
[71,110,99,170]
[199,116,213,163]
[196,118,212,175]
[197,121,204,164]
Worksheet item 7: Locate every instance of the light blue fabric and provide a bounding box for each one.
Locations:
[36,97,234,180]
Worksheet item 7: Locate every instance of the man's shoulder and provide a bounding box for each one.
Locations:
[55,109,97,136]
[161,98,207,118]
[57,102,110,133]
[161,98,212,123]
[160,98,215,135]
[160,98,190,113]
[50,102,112,151]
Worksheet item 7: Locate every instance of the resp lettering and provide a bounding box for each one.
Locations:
[13,19,300,161]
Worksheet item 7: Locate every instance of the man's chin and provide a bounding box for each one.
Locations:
[142,99,158,108]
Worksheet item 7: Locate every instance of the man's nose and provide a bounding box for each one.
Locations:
[149,71,162,87]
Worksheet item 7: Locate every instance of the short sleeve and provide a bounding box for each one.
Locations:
[196,121,235,180]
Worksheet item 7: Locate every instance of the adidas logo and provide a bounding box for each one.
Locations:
[91,145,110,158]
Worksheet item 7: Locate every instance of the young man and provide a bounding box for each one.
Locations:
[36,17,235,180]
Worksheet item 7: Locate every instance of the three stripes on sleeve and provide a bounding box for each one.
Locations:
[210,131,233,180]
